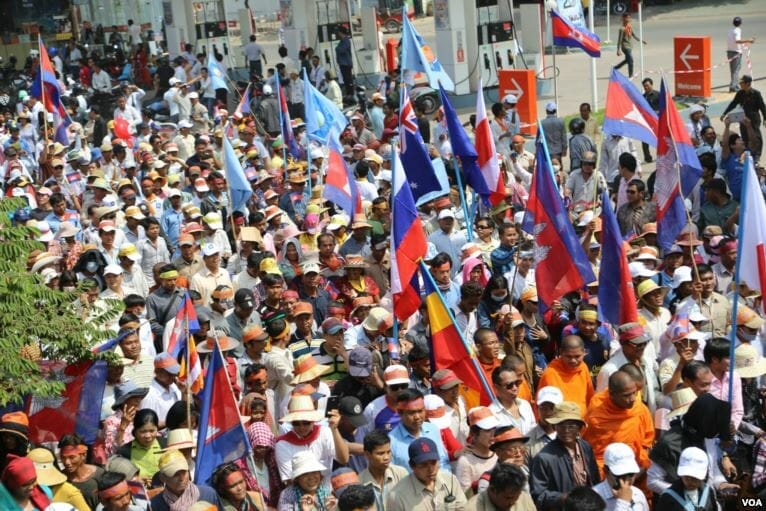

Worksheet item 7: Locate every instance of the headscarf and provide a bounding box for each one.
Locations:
[243,422,284,506]
[461,256,490,287]
[1,455,51,510]
[162,481,201,511]
[277,237,302,281]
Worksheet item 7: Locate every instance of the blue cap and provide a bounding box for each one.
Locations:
[408,437,440,464]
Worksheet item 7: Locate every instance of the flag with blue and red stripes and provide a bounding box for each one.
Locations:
[166,292,204,393]
[323,130,361,219]
[276,82,305,160]
[194,339,251,484]
[29,36,71,144]
[235,83,252,116]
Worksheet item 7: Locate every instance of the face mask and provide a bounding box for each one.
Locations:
[492,294,508,302]
[85,261,98,273]
[739,329,757,342]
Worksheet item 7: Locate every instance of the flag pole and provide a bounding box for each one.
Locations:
[275,81,289,182]
[419,261,497,403]
[551,38,559,110]
[727,153,750,404]
[638,1,645,81]
[185,308,192,433]
[588,4,598,110]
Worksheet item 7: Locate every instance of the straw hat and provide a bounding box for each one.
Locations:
[734,343,766,379]
[344,254,368,269]
[196,332,241,353]
[667,387,697,418]
[636,279,669,300]
[27,448,67,486]
[290,355,331,385]
[279,395,323,423]
[161,429,196,451]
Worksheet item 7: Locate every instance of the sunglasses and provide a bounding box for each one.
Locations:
[388,383,409,391]
[505,379,522,389]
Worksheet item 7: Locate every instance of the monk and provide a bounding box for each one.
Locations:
[537,335,594,415]
[583,371,655,477]
[501,354,533,403]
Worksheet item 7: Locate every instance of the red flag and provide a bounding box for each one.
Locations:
[113,117,133,147]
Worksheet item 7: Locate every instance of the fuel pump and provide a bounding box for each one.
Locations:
[475,0,515,87]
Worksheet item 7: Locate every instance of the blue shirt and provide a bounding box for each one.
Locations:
[389,421,451,472]
[723,154,744,199]
[160,207,184,250]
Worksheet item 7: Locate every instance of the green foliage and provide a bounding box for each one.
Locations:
[0,198,121,406]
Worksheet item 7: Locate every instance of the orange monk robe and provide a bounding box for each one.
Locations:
[583,389,655,476]
[518,378,532,403]
[537,358,594,415]
[478,358,501,388]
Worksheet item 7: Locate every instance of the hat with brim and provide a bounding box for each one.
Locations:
[735,343,766,379]
[431,369,463,390]
[55,221,80,239]
[112,381,149,410]
[280,395,324,423]
[667,387,697,418]
[197,333,241,353]
[291,355,332,385]
[546,401,584,425]
[291,450,327,478]
[160,428,196,451]
[31,254,62,273]
[27,448,67,486]
[636,280,669,301]
[491,427,529,449]
[344,254,368,269]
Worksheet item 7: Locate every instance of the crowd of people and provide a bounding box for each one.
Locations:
[1,12,766,511]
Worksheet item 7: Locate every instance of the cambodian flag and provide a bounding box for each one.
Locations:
[391,145,427,321]
[26,360,107,444]
[399,87,442,202]
[551,9,601,58]
[522,134,595,306]
[234,83,251,116]
[598,190,638,325]
[474,80,505,206]
[323,130,361,219]
[166,292,204,394]
[604,69,659,147]
[276,82,304,160]
[439,84,492,206]
[654,78,701,250]
[195,339,251,484]
[30,36,65,117]
[737,154,766,312]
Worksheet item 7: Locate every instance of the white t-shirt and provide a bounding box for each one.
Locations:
[727,26,742,53]
[274,425,336,482]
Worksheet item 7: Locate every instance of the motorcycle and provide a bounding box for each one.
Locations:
[410,85,440,115]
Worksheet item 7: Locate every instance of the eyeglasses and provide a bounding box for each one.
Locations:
[388,383,409,391]
[505,380,522,389]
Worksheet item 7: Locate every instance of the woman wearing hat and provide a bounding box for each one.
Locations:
[0,454,53,510]
[276,452,334,511]
[335,254,381,315]
[27,448,90,511]
[455,407,499,493]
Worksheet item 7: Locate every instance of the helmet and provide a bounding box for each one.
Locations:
[569,117,585,134]
[48,47,58,57]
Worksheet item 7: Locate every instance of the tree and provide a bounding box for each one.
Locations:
[0,198,120,406]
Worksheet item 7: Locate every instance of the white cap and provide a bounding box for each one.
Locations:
[545,101,557,112]
[383,365,410,386]
[201,243,220,257]
[677,446,708,480]
[103,263,123,276]
[36,221,54,242]
[423,394,453,429]
[178,119,193,129]
[188,92,199,99]
[262,84,273,95]
[169,77,181,86]
[689,104,705,115]
[536,386,564,406]
[628,261,657,279]
[671,266,693,289]
[468,406,500,430]
[603,442,641,476]
[40,267,60,284]
[437,209,456,220]
[503,94,518,104]
[167,188,182,198]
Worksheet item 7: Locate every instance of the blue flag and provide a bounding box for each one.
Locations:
[223,137,253,211]
[401,10,454,91]
[195,340,251,484]
[439,84,492,206]
[207,52,228,90]
[303,69,348,145]
[399,88,443,202]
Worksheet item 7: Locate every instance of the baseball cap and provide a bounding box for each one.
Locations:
[628,261,657,279]
[536,386,564,406]
[677,446,708,480]
[348,347,373,378]
[234,288,255,309]
[99,220,116,232]
[431,369,462,390]
[338,396,367,427]
[437,209,455,220]
[300,261,320,274]
[468,406,500,430]
[194,177,210,192]
[384,365,410,386]
[408,437,440,464]
[618,322,651,345]
[292,301,313,317]
[201,243,220,257]
[321,317,346,335]
[503,94,518,104]
[124,205,146,220]
[103,264,122,276]
[603,442,641,476]
[154,352,181,375]
[158,450,189,477]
